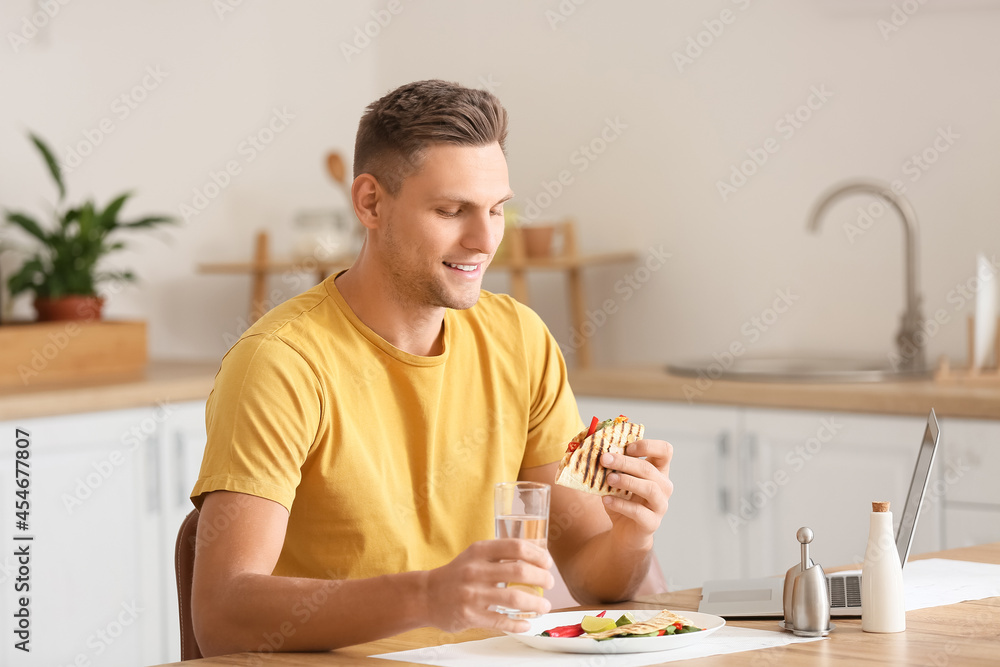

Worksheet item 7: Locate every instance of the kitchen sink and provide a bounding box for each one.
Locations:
[666,355,932,383]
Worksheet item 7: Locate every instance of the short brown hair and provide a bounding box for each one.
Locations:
[353,79,508,194]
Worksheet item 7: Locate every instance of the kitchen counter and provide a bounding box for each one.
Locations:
[569,365,1000,420]
[0,359,219,420]
[3,360,998,421]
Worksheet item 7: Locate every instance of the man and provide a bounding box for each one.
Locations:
[191,79,673,656]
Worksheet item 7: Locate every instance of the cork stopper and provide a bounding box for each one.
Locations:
[872,501,890,512]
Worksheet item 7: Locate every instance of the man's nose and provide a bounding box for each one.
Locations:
[463,210,501,255]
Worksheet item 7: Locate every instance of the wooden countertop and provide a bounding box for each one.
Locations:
[569,365,1000,420]
[2,360,998,422]
[0,359,219,420]
[163,542,1000,666]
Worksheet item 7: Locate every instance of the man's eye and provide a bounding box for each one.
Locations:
[490,208,504,217]
[437,209,459,217]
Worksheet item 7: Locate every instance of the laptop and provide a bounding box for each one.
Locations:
[698,409,940,619]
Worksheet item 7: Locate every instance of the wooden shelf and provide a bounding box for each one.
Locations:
[198,258,354,274]
[490,250,638,271]
[197,223,638,368]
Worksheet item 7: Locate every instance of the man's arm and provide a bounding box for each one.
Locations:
[520,438,674,604]
[192,491,556,656]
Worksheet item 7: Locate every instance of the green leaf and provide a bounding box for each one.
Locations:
[98,192,131,231]
[120,215,174,229]
[7,257,46,298]
[5,211,49,243]
[29,132,66,201]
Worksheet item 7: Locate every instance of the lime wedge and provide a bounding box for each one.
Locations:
[581,615,618,634]
[615,612,636,627]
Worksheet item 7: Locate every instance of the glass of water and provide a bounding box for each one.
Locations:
[494,481,550,619]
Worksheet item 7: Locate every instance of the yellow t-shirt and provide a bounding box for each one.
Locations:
[191,275,582,580]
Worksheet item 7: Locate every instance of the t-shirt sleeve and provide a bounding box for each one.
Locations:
[517,302,584,469]
[190,333,323,512]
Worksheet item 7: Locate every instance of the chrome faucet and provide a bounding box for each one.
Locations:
[807,178,926,371]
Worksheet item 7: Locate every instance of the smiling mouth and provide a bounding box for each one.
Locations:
[443,262,480,272]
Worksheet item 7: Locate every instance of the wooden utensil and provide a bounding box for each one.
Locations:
[326,152,351,201]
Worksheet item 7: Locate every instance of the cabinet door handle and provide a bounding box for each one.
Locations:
[176,431,188,509]
[739,432,757,520]
[146,426,162,515]
[716,432,730,515]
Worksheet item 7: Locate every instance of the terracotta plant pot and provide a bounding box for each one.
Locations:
[521,225,556,258]
[34,295,105,322]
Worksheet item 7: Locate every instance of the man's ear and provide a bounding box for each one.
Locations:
[352,173,384,231]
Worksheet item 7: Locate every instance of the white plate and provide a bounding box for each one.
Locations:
[504,609,725,654]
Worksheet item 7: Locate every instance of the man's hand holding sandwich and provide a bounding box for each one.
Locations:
[520,415,674,604]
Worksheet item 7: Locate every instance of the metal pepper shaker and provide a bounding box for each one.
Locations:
[781,527,833,637]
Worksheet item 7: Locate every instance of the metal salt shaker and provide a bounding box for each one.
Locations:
[782,527,832,636]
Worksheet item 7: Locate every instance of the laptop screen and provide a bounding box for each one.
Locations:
[895,409,941,566]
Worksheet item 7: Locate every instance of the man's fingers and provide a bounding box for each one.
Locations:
[601,450,660,481]
[494,561,555,590]
[602,494,660,533]
[623,439,673,468]
[480,538,553,568]
[605,471,664,509]
[493,586,552,617]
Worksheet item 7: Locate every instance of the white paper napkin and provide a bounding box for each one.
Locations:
[901,558,1000,610]
[373,626,823,667]
[834,558,1000,610]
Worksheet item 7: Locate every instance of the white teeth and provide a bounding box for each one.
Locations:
[446,263,477,272]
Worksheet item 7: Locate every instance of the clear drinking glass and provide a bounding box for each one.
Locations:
[493,481,551,619]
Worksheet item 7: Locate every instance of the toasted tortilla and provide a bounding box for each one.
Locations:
[554,419,644,498]
[586,609,697,639]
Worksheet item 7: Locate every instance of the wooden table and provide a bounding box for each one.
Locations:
[161,542,999,666]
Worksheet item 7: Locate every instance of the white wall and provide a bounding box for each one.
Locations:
[2,0,999,370]
[0,0,376,359]
[379,0,1000,370]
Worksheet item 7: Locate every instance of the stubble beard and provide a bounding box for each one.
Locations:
[382,220,482,311]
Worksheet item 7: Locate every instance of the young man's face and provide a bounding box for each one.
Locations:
[375,142,512,311]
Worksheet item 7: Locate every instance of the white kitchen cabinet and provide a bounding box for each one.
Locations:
[937,417,1000,549]
[740,409,937,577]
[0,407,164,667]
[575,396,980,593]
[0,400,207,667]
[155,401,208,665]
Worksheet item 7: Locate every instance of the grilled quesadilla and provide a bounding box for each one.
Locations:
[555,415,644,499]
[587,609,701,639]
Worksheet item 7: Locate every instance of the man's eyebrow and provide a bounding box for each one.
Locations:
[433,192,516,208]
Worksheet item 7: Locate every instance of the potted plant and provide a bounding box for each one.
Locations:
[3,133,174,321]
